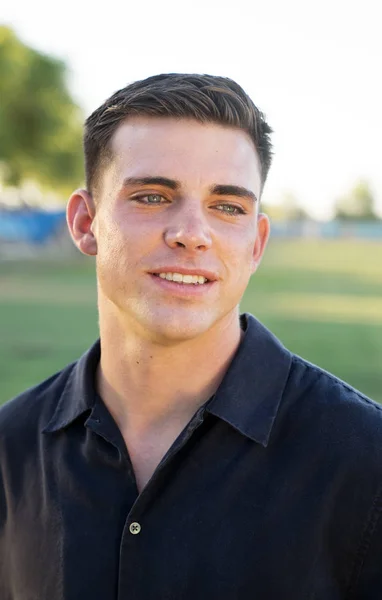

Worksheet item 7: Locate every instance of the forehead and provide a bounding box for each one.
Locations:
[107,117,262,192]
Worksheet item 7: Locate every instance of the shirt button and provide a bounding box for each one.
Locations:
[129,522,141,535]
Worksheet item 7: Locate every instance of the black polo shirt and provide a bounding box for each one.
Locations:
[1,314,382,599]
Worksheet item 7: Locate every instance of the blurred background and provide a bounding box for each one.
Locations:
[1,0,381,405]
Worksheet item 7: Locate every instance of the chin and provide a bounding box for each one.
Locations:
[138,308,217,344]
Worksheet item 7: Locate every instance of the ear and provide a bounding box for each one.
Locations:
[66,189,98,256]
[251,212,270,274]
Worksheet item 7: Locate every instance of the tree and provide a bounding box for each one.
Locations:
[0,26,84,197]
[334,180,379,221]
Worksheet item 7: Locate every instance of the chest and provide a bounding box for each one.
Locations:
[1,420,361,600]
[4,473,334,600]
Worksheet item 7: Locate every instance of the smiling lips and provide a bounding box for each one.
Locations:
[150,268,217,285]
[155,272,208,285]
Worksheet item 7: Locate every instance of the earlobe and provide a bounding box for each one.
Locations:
[66,189,98,256]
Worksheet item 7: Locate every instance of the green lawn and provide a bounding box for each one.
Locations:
[1,239,381,404]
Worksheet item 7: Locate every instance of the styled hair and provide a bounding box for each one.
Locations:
[84,73,273,196]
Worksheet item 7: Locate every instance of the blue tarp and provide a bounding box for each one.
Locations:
[0,209,66,244]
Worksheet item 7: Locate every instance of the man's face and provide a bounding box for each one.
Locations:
[91,116,269,343]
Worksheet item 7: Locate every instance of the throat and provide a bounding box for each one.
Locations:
[122,419,190,493]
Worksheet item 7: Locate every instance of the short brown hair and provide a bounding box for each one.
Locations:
[84,73,273,196]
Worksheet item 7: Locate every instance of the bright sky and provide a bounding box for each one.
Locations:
[2,0,382,219]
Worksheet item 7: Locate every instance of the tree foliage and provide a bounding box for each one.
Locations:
[334,180,379,221]
[0,26,84,196]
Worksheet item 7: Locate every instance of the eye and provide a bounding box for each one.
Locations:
[214,203,246,216]
[132,193,167,205]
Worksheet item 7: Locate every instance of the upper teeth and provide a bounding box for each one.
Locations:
[158,273,208,284]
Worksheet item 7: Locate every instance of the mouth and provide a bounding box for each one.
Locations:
[149,267,218,284]
[151,272,210,285]
[148,270,216,295]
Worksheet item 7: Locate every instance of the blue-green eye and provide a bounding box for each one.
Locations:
[144,194,164,204]
[215,204,245,215]
[133,193,166,204]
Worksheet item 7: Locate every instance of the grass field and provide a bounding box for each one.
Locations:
[1,239,381,405]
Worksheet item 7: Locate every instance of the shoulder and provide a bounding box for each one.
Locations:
[288,352,382,419]
[282,353,382,462]
[0,362,76,444]
[0,363,76,531]
[242,314,382,452]
[0,338,100,452]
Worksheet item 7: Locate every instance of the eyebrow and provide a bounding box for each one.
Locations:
[122,177,257,203]
[122,176,180,190]
[211,184,258,203]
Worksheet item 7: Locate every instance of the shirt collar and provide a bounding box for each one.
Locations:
[43,314,292,446]
[206,314,292,446]
[42,340,101,433]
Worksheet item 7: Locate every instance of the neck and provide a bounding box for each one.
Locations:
[96,309,243,435]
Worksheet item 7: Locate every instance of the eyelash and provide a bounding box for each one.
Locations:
[131,194,246,216]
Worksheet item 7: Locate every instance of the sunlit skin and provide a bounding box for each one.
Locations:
[67,117,270,489]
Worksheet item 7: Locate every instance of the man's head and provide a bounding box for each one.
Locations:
[83,73,273,199]
[68,73,272,344]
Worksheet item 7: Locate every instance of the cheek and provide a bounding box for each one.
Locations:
[223,228,256,272]
[96,212,159,278]
[98,224,125,265]
[219,242,256,303]
[95,218,132,286]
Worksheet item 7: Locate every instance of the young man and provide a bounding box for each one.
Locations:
[1,73,381,599]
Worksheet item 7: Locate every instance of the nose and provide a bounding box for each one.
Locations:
[164,205,212,252]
